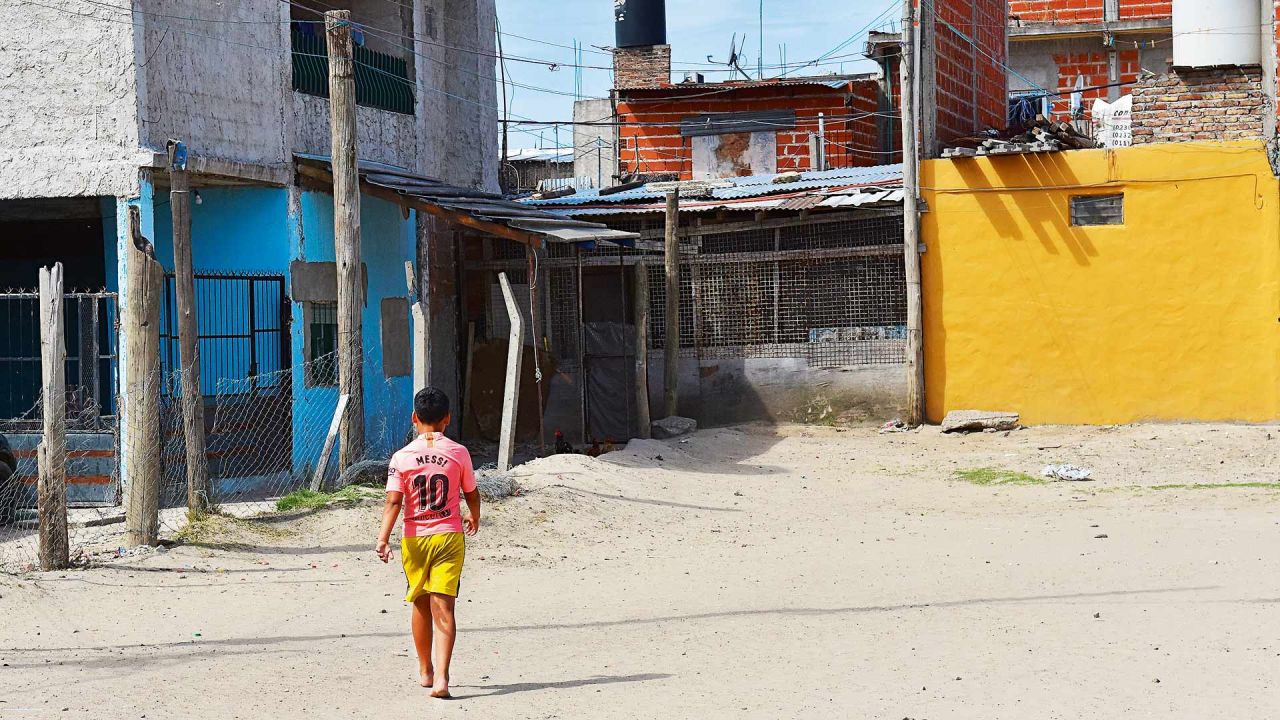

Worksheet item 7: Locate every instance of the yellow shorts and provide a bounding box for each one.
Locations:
[401,532,465,601]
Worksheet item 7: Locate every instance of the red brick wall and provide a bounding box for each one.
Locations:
[1131,66,1265,143]
[1048,49,1141,116]
[932,0,1008,147]
[614,45,672,90]
[1118,1,1171,19]
[1008,0,1170,23]
[616,81,883,180]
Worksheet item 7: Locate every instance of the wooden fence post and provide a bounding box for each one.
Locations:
[663,190,680,418]
[123,207,163,547]
[37,262,68,570]
[497,272,523,473]
[634,261,652,439]
[311,394,350,492]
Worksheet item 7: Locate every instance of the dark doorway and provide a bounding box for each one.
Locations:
[581,264,637,442]
[0,198,108,290]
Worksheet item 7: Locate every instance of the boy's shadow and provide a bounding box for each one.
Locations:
[453,672,670,698]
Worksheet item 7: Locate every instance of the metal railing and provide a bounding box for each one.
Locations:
[291,23,415,115]
[0,290,117,430]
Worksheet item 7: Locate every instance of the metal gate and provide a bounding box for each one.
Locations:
[0,290,119,513]
[159,273,291,501]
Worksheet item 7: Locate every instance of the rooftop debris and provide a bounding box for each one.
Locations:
[942,115,1101,158]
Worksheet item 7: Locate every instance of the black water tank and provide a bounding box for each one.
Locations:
[615,0,667,48]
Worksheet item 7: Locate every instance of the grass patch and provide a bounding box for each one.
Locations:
[1149,482,1280,491]
[954,467,1045,486]
[274,484,375,512]
[174,512,295,544]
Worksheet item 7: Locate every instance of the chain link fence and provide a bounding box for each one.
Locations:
[0,349,412,572]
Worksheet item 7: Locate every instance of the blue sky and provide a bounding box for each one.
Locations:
[495,0,901,149]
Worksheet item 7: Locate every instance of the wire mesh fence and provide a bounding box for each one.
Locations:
[0,347,412,573]
[463,211,907,441]
[149,349,410,535]
[0,391,121,573]
[471,212,908,370]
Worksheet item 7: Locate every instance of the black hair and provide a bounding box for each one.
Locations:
[414,387,451,425]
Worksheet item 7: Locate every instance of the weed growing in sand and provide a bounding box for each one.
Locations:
[1148,482,1280,491]
[954,467,1045,486]
[275,485,377,512]
[174,513,295,544]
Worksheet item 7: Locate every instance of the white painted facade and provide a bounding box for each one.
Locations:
[0,0,499,199]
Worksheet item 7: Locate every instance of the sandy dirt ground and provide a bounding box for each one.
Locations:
[2,422,1279,719]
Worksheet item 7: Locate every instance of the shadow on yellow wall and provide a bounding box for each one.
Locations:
[921,141,1280,424]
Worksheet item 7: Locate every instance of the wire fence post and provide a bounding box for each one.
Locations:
[37,262,68,570]
[497,272,524,473]
[633,261,652,439]
[311,394,350,492]
[663,190,680,418]
[123,207,163,547]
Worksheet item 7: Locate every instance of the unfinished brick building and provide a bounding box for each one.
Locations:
[587,0,1008,183]
[1006,0,1173,119]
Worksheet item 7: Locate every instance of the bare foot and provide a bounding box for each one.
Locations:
[419,672,433,688]
[430,676,451,699]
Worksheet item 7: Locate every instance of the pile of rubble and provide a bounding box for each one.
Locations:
[942,115,1100,158]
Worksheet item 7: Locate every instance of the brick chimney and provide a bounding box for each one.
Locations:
[614,44,672,89]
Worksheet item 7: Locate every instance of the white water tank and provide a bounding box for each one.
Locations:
[1173,0,1261,67]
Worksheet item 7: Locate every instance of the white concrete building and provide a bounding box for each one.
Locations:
[0,0,500,499]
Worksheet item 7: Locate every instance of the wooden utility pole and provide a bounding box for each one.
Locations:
[167,140,209,514]
[662,190,680,418]
[37,263,68,570]
[633,261,652,438]
[900,0,926,426]
[326,10,365,469]
[123,207,163,547]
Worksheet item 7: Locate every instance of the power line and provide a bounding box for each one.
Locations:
[773,0,900,79]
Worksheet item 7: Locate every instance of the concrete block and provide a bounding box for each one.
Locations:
[940,410,1020,434]
[651,416,697,439]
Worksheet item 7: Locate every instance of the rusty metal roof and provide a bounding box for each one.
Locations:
[294,154,638,246]
[625,73,878,92]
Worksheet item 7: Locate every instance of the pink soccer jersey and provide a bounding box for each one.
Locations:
[386,432,477,537]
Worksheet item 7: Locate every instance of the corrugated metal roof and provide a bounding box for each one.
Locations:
[505,147,573,163]
[641,74,876,91]
[295,153,637,245]
[528,186,904,217]
[521,164,904,207]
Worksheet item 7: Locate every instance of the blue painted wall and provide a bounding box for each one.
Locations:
[110,183,415,491]
[294,190,416,472]
[149,187,293,388]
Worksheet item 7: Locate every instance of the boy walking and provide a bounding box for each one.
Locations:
[376,387,480,699]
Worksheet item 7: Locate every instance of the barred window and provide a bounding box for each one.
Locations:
[1070,194,1124,226]
[306,301,338,387]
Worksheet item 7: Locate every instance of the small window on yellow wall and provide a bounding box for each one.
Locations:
[1070,194,1124,226]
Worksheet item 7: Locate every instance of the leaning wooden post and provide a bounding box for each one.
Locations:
[310,394,350,492]
[662,190,680,418]
[633,261,652,439]
[37,262,69,570]
[167,140,210,514]
[327,9,365,470]
[123,207,163,547]
[406,261,428,395]
[496,272,524,473]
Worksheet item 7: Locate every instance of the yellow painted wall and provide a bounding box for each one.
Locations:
[921,141,1280,424]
